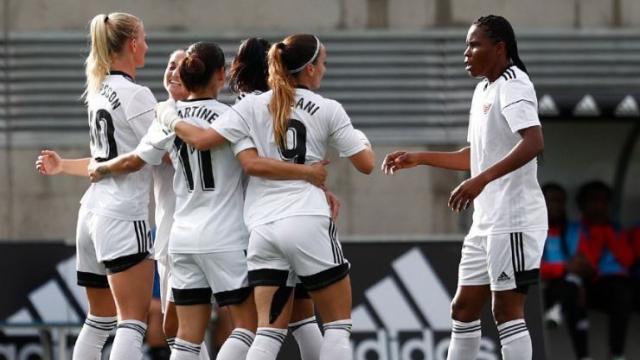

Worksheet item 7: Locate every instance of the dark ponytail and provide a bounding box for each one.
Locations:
[229,37,271,94]
[474,15,528,74]
[178,41,225,92]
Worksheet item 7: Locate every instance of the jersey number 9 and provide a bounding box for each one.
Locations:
[279,119,307,164]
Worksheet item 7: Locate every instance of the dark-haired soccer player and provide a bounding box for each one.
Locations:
[383,15,546,360]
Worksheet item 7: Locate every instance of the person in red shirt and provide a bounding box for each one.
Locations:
[577,181,633,360]
[540,183,591,360]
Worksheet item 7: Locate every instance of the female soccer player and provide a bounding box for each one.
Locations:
[229,36,329,360]
[156,33,375,360]
[36,12,157,360]
[383,15,546,360]
[90,41,331,360]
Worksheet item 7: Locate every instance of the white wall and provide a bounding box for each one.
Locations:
[3,0,640,31]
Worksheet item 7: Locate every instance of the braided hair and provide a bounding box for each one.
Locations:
[473,15,528,75]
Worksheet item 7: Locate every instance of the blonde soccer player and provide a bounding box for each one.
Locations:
[36,12,157,360]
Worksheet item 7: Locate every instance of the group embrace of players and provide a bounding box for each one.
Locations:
[35,11,547,360]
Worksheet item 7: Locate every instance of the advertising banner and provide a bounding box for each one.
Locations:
[0,241,545,360]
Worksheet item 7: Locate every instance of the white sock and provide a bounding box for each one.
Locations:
[170,338,201,360]
[166,337,176,349]
[200,341,211,360]
[446,319,481,360]
[216,328,255,360]
[72,314,117,360]
[320,319,352,360]
[246,327,287,360]
[290,316,322,360]
[498,319,532,360]
[109,319,147,360]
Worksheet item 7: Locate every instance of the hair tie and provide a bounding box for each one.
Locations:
[276,42,286,50]
[289,36,321,74]
[104,15,109,23]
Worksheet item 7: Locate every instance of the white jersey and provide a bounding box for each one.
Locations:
[151,163,175,260]
[81,72,156,220]
[136,99,252,254]
[212,88,367,230]
[467,66,548,236]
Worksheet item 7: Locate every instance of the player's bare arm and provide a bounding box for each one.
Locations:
[382,147,470,174]
[35,149,91,177]
[448,125,543,212]
[88,153,148,182]
[324,190,341,220]
[349,147,375,174]
[235,148,329,188]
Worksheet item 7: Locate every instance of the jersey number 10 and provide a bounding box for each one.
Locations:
[89,109,118,162]
[174,138,215,192]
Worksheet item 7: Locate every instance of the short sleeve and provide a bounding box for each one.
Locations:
[328,102,367,157]
[134,121,175,166]
[211,99,252,143]
[126,87,157,141]
[231,137,256,156]
[500,79,540,133]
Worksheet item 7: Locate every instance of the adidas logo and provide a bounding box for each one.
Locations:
[573,94,601,117]
[538,94,559,117]
[351,248,498,359]
[497,272,511,282]
[1,256,87,360]
[615,95,640,117]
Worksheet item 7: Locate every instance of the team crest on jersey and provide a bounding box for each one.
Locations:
[483,103,493,114]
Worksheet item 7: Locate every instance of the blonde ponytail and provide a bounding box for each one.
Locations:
[267,43,296,150]
[83,12,141,100]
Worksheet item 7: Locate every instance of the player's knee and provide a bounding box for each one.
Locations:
[450,298,478,322]
[491,301,520,324]
[163,317,178,337]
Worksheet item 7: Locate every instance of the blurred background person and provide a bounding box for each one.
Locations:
[540,183,591,360]
[577,181,634,360]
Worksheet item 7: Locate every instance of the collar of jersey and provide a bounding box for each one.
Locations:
[109,70,135,83]
[181,97,215,102]
[484,65,516,90]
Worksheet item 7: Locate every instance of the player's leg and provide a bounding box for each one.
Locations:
[289,287,322,360]
[97,217,155,360]
[207,251,257,360]
[169,253,214,360]
[245,225,296,360]
[147,293,170,360]
[163,302,178,349]
[74,208,118,360]
[447,235,491,360]
[284,217,352,360]
[489,231,546,360]
[108,259,155,360]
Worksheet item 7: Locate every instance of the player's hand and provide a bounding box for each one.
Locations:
[155,99,181,130]
[305,160,329,188]
[381,151,419,175]
[87,159,104,182]
[35,150,62,175]
[448,175,488,212]
[325,190,341,221]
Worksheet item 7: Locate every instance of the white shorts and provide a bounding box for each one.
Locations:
[247,215,350,291]
[458,231,546,292]
[156,254,173,312]
[170,250,251,306]
[76,207,153,288]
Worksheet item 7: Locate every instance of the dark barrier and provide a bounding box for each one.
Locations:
[0,241,545,360]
